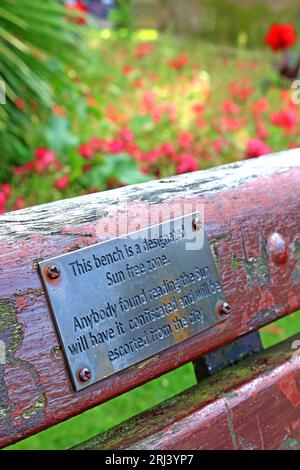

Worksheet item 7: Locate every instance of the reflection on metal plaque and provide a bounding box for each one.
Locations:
[39,213,227,391]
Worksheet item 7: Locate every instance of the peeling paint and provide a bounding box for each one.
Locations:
[277,372,300,407]
[22,393,46,420]
[242,233,270,288]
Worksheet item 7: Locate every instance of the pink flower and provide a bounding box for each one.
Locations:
[141,90,156,114]
[110,139,125,154]
[222,100,240,114]
[220,116,246,132]
[143,148,161,164]
[15,198,25,210]
[161,102,177,122]
[245,139,271,159]
[0,191,7,206]
[79,144,94,159]
[159,143,175,156]
[251,98,268,115]
[256,121,269,140]
[178,132,194,149]
[120,128,134,142]
[177,154,199,174]
[212,138,228,153]
[88,137,102,152]
[55,175,69,191]
[1,183,11,198]
[230,81,254,101]
[35,148,59,173]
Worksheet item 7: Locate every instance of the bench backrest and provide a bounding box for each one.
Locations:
[1,149,300,448]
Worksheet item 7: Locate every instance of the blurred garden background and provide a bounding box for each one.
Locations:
[2,0,300,449]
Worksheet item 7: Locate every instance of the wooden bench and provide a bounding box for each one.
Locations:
[1,149,300,450]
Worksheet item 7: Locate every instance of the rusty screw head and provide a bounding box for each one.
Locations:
[217,301,231,316]
[46,265,61,280]
[192,217,202,232]
[267,232,288,265]
[78,368,91,383]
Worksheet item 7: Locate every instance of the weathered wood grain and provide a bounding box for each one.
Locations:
[76,334,300,450]
[1,150,300,447]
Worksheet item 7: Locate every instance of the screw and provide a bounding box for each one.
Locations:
[266,232,288,265]
[217,301,231,316]
[46,265,61,280]
[78,368,91,383]
[192,217,202,231]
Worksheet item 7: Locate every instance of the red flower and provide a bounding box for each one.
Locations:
[229,81,254,101]
[178,132,194,149]
[192,103,204,114]
[134,79,144,89]
[66,1,88,25]
[135,43,152,60]
[271,106,298,133]
[35,148,59,173]
[245,139,270,159]
[122,65,134,75]
[265,23,297,52]
[55,175,70,191]
[14,97,25,111]
[79,144,94,159]
[169,54,189,70]
[88,137,102,152]
[251,98,268,115]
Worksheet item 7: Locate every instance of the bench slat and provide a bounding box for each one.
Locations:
[1,150,300,447]
[76,335,300,450]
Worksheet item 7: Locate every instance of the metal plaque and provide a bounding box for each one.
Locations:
[39,213,227,391]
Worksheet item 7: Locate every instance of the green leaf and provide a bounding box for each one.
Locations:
[45,115,79,153]
[79,162,111,190]
[129,115,154,133]
[107,154,153,185]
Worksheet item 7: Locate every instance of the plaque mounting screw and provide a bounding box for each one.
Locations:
[78,368,91,383]
[192,217,202,231]
[217,301,231,316]
[46,265,61,280]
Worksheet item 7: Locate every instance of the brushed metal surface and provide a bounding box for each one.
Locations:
[39,213,227,391]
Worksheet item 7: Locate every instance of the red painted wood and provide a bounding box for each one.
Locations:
[77,335,300,450]
[1,152,300,447]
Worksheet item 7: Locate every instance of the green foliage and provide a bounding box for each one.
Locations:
[110,0,133,31]
[79,153,152,190]
[8,363,196,449]
[0,0,84,177]
[167,0,300,48]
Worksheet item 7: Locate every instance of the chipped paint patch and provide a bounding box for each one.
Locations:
[283,435,300,450]
[242,233,270,288]
[277,372,300,407]
[22,392,46,420]
[0,299,23,357]
[225,401,238,449]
